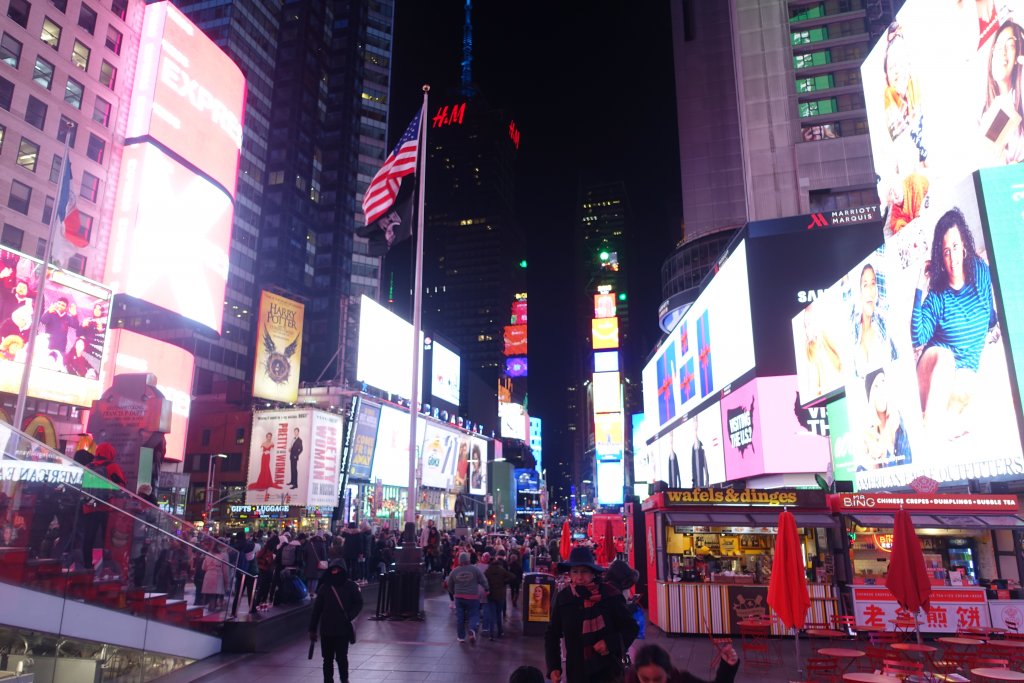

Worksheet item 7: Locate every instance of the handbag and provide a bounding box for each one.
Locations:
[330,586,357,644]
[314,542,328,570]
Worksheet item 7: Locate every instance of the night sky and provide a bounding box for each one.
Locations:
[388,2,681,499]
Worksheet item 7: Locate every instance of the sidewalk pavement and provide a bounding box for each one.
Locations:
[177,577,836,683]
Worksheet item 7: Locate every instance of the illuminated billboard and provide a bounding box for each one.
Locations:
[503,325,528,356]
[346,398,380,481]
[505,357,528,377]
[469,435,488,495]
[103,329,194,462]
[430,341,461,406]
[421,422,460,489]
[105,143,234,334]
[591,317,620,350]
[0,246,112,406]
[127,1,246,195]
[594,412,624,460]
[792,173,1024,489]
[642,240,755,433]
[665,400,726,488]
[596,460,624,506]
[356,295,423,401]
[719,376,831,481]
[592,371,622,414]
[246,409,342,508]
[500,402,528,441]
[252,291,303,404]
[511,300,528,325]
[861,0,1024,237]
[370,404,425,487]
[594,293,617,319]
[594,350,619,373]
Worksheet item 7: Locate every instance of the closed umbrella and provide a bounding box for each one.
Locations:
[885,508,931,644]
[768,509,810,676]
[601,519,616,566]
[559,519,571,563]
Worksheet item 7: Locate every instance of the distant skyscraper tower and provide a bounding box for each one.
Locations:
[661,0,902,330]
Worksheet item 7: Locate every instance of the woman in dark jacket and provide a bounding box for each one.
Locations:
[544,547,639,683]
[309,559,363,683]
[625,643,739,683]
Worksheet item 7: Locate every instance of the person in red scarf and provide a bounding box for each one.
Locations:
[545,547,639,683]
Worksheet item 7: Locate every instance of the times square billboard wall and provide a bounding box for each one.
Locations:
[861,0,1024,237]
[792,172,1024,490]
[252,291,304,404]
[246,409,343,508]
[106,1,246,335]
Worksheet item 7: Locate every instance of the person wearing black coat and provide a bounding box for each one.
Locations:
[545,548,639,683]
[309,559,363,683]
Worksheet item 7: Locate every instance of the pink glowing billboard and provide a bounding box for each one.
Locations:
[720,375,831,481]
[105,143,234,334]
[102,329,194,462]
[127,1,246,195]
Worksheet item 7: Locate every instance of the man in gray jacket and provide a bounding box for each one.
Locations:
[444,552,489,643]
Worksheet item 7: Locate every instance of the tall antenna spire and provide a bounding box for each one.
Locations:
[460,0,475,97]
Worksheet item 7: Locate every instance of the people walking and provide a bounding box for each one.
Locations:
[309,559,363,683]
[484,554,516,639]
[444,551,489,643]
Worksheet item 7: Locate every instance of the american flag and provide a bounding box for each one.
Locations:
[362,111,422,225]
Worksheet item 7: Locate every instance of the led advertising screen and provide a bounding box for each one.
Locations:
[861,0,1024,237]
[431,341,461,406]
[594,293,617,319]
[105,143,234,334]
[503,325,527,356]
[347,399,380,481]
[469,435,488,495]
[642,241,755,434]
[356,295,424,401]
[103,329,194,462]
[499,402,529,441]
[591,317,620,350]
[421,422,460,489]
[515,468,540,494]
[977,163,1024,405]
[594,412,624,460]
[594,350,620,373]
[530,416,543,472]
[505,356,528,378]
[719,376,831,481]
[645,400,726,488]
[592,371,622,414]
[127,1,246,195]
[596,459,624,506]
[511,300,528,325]
[827,397,858,489]
[370,404,425,487]
[252,291,303,404]
[0,246,112,406]
[793,173,1024,489]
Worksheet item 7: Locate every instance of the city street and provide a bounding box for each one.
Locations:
[171,578,820,683]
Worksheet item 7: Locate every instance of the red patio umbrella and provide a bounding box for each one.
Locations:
[559,519,571,563]
[768,509,810,675]
[885,508,931,643]
[601,519,616,566]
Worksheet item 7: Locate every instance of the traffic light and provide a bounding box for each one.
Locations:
[599,250,610,262]
[618,292,627,301]
[518,259,527,269]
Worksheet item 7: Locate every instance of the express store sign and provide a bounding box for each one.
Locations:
[830,493,1019,513]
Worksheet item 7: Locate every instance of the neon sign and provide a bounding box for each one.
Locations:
[873,532,894,553]
[432,102,466,128]
[508,120,521,149]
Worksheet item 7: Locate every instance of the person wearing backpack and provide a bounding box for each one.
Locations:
[250,537,279,616]
[280,533,303,571]
[310,559,363,683]
[304,531,329,597]
[80,443,126,570]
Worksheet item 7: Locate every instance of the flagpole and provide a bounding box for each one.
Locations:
[404,85,430,531]
[13,124,73,431]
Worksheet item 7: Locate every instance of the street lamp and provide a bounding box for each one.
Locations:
[206,453,228,520]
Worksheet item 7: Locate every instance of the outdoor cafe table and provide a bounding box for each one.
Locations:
[986,640,1024,649]
[842,675,896,683]
[938,637,985,647]
[890,642,938,672]
[806,629,848,639]
[819,647,866,674]
[971,668,1024,681]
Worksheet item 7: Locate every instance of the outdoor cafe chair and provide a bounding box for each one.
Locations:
[804,655,841,683]
[881,658,924,680]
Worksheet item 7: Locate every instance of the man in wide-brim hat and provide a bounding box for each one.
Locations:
[545,547,639,683]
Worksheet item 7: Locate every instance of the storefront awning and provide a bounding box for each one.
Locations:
[665,510,839,528]
[848,513,1024,529]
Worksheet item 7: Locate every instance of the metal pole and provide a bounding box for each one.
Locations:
[404,85,429,528]
[13,127,73,429]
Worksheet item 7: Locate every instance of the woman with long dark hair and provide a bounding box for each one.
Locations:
[625,643,739,683]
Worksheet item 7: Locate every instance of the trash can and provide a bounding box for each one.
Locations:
[521,572,556,636]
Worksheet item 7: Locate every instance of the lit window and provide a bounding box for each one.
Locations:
[64,77,83,108]
[799,97,838,118]
[33,56,54,89]
[793,50,831,69]
[98,60,115,88]
[80,171,100,202]
[16,137,40,171]
[105,25,122,54]
[791,27,828,45]
[0,33,23,67]
[71,40,90,70]
[268,170,284,185]
[40,17,62,49]
[92,96,111,126]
